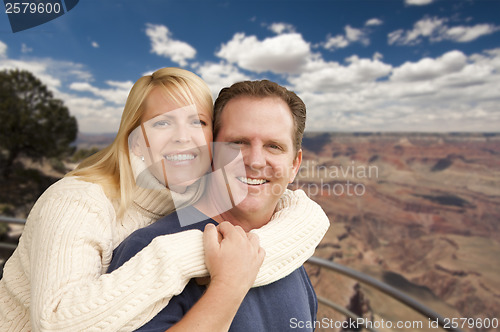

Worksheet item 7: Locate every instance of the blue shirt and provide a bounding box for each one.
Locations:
[107,207,317,331]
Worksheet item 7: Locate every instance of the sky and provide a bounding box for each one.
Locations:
[1,0,499,133]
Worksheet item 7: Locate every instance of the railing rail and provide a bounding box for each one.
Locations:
[306,256,462,331]
[0,216,462,331]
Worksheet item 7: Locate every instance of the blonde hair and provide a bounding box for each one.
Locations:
[67,67,213,216]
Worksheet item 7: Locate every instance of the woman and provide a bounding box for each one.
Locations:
[0,68,329,331]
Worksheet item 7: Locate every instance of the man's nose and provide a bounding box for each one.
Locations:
[244,146,266,170]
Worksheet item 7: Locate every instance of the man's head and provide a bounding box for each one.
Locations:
[212,80,305,230]
[213,80,305,158]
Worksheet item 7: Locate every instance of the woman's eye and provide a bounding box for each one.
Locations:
[152,120,170,127]
[192,119,207,127]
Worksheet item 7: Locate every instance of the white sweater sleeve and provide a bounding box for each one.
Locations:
[251,189,330,286]
[28,185,207,332]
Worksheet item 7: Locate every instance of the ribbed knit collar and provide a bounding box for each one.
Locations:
[129,153,205,219]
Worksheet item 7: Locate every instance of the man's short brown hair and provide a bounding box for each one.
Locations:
[213,80,306,156]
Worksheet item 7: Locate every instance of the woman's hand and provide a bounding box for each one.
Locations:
[203,222,265,293]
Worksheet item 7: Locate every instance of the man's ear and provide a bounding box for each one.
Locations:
[289,149,302,183]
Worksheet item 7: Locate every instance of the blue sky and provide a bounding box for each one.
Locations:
[1,0,499,133]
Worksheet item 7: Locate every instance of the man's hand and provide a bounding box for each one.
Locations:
[203,222,265,292]
[165,224,265,332]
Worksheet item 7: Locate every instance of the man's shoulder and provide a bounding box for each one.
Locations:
[118,211,183,250]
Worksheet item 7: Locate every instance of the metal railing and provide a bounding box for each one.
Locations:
[306,256,462,331]
[0,216,462,331]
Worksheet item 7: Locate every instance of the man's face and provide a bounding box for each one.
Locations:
[213,96,302,226]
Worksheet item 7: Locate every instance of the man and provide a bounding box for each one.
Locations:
[108,80,319,331]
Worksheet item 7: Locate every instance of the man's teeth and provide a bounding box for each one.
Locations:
[166,154,195,161]
[237,177,268,185]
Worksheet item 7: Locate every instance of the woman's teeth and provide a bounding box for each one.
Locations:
[237,177,268,185]
[166,154,195,161]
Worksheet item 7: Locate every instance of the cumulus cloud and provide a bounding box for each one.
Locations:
[405,0,433,5]
[391,50,467,82]
[70,80,133,105]
[323,25,370,51]
[289,48,500,132]
[365,18,383,26]
[268,22,296,34]
[145,23,196,66]
[21,43,33,54]
[0,57,83,92]
[61,94,123,133]
[216,32,311,74]
[195,61,250,98]
[323,35,349,50]
[0,40,7,58]
[388,16,500,45]
[288,55,392,93]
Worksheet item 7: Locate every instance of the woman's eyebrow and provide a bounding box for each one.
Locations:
[148,113,175,121]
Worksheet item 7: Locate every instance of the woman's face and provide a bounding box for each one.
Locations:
[131,87,213,191]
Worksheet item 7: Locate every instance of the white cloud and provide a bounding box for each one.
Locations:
[0,58,62,91]
[323,35,349,50]
[61,94,123,133]
[216,32,311,74]
[391,50,467,82]
[21,43,33,54]
[288,55,392,93]
[0,40,7,58]
[196,61,250,98]
[444,24,500,42]
[346,25,370,45]
[268,22,296,34]
[145,23,196,66]
[91,41,99,48]
[289,48,500,132]
[388,16,500,45]
[323,25,370,51]
[69,80,133,105]
[405,0,433,5]
[365,18,383,26]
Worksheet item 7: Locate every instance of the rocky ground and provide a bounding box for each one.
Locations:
[299,132,500,332]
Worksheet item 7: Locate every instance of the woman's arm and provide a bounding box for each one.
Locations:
[250,189,330,286]
[26,180,207,332]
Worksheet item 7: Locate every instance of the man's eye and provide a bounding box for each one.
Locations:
[269,144,281,150]
[227,141,244,148]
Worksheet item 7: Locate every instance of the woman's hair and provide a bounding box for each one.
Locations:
[67,67,213,216]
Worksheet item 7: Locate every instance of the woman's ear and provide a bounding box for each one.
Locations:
[128,127,143,157]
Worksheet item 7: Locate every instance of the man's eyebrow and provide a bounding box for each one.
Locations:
[222,134,248,142]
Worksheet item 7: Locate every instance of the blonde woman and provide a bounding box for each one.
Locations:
[0,68,329,331]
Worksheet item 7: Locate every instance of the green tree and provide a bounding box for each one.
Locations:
[0,69,78,177]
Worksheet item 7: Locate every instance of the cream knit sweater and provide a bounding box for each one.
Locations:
[0,176,329,331]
